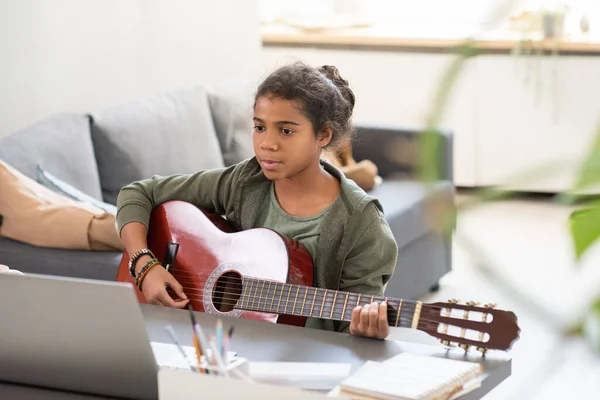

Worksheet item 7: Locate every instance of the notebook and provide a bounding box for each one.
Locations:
[334,353,483,400]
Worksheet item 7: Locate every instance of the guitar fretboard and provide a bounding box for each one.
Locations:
[236,277,423,328]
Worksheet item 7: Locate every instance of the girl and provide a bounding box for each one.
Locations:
[117,62,398,339]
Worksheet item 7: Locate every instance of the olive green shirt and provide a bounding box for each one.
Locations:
[256,182,337,265]
[116,157,398,333]
[255,182,341,330]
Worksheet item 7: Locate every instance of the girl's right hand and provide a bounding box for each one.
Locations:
[140,265,189,308]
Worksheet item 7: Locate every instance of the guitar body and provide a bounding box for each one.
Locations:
[115,201,314,327]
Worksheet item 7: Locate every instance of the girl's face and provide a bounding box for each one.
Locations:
[253,95,331,181]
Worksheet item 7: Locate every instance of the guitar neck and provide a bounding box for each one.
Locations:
[235,277,424,329]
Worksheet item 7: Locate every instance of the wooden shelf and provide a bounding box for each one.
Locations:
[261,23,600,55]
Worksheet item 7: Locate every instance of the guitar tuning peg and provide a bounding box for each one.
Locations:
[484,303,497,309]
[440,340,455,348]
[476,347,488,355]
[465,301,479,306]
[459,343,470,351]
[448,298,459,304]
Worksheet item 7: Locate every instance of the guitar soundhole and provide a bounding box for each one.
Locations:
[213,271,242,313]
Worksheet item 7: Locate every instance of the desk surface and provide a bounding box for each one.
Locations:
[0,303,512,399]
[147,305,512,399]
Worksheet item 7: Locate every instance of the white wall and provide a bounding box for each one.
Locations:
[0,0,263,136]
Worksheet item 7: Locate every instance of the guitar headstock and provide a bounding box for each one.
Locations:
[418,299,520,354]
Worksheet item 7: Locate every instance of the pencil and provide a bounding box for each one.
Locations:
[223,326,234,361]
[187,304,206,374]
[192,333,204,373]
[216,319,223,359]
[165,325,194,371]
[208,336,230,378]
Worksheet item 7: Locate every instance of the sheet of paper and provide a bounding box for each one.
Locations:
[248,362,352,390]
[159,368,329,399]
[150,341,237,371]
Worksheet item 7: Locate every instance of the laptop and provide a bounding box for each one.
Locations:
[0,273,159,400]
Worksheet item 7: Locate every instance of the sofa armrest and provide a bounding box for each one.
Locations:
[351,123,454,182]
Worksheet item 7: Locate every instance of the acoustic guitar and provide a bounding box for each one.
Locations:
[116,201,520,353]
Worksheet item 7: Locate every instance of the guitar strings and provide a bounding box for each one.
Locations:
[171,282,446,314]
[175,292,441,324]
[147,285,486,335]
[159,287,458,325]
[167,272,485,312]
[169,273,475,314]
[168,273,444,311]
[141,271,488,326]
[164,289,491,335]
[180,298,443,326]
[168,293,475,334]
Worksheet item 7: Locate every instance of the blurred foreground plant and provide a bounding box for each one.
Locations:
[417,0,600,353]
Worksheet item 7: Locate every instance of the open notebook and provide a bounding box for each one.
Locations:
[330,353,483,400]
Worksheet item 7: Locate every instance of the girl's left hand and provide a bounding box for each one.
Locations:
[349,301,389,339]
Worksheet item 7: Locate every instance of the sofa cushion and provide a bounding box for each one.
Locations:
[0,160,123,252]
[0,113,103,200]
[206,81,255,166]
[36,165,117,215]
[89,86,225,205]
[370,178,455,249]
[0,236,122,281]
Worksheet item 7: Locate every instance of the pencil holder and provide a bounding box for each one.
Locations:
[200,356,249,378]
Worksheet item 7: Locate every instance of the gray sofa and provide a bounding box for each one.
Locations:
[0,83,455,301]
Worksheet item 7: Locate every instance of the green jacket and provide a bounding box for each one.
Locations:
[116,157,398,332]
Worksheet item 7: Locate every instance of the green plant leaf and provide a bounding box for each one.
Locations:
[573,122,600,190]
[420,42,480,182]
[583,298,600,354]
[569,204,600,260]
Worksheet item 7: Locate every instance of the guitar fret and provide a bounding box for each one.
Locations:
[243,279,249,309]
[277,283,284,313]
[310,288,317,317]
[395,299,403,327]
[239,279,248,309]
[259,281,266,311]
[258,281,264,310]
[319,289,327,318]
[270,281,277,313]
[356,293,361,307]
[411,301,423,329]
[330,291,338,319]
[256,280,262,311]
[301,287,308,317]
[285,284,292,314]
[292,286,300,315]
[248,279,255,310]
[265,281,272,312]
[341,292,349,321]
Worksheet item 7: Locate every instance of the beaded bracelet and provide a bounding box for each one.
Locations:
[129,248,155,278]
[135,258,160,290]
